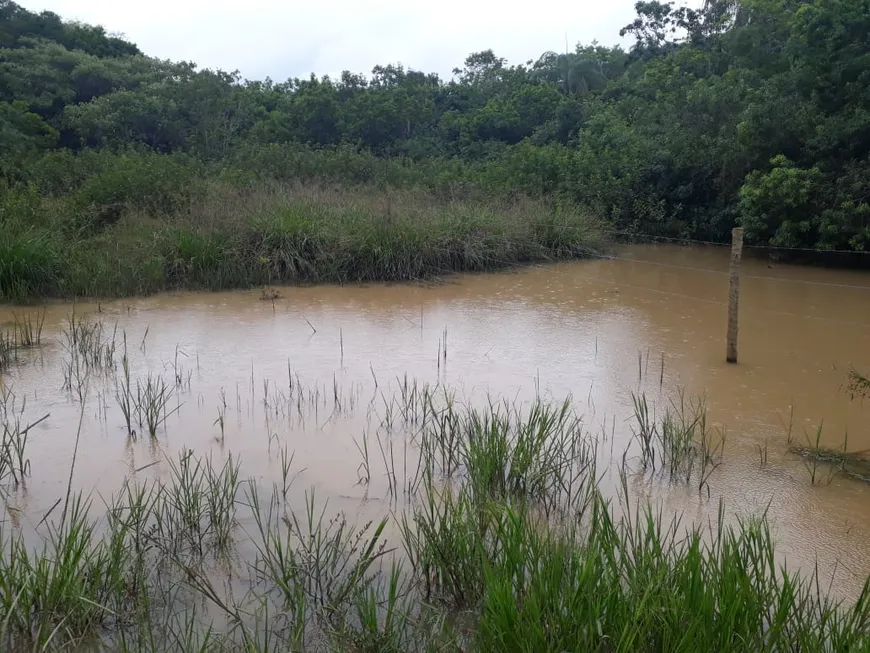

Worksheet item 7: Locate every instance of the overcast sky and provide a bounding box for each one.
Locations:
[20,0,643,81]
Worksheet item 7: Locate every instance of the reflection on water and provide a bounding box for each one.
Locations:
[0,244,869,598]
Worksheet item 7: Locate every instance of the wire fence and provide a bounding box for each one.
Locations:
[424,232,870,328]
[601,229,870,256]
[595,230,870,291]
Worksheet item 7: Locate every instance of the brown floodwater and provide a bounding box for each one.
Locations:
[1,244,869,598]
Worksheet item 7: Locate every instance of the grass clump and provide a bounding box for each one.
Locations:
[631,391,725,493]
[465,499,870,652]
[12,309,45,348]
[136,373,179,438]
[0,230,60,304]
[399,398,869,652]
[0,412,47,490]
[0,180,605,302]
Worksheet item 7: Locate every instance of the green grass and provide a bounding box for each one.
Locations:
[631,391,725,494]
[0,230,61,303]
[0,180,606,302]
[0,374,867,651]
[468,499,869,652]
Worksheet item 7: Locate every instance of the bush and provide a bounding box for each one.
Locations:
[739,155,824,247]
[0,230,60,301]
[69,150,204,230]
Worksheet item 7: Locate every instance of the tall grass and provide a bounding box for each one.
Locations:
[115,334,135,435]
[0,310,45,372]
[0,181,605,302]
[0,230,60,303]
[61,314,118,403]
[468,498,870,652]
[62,313,117,370]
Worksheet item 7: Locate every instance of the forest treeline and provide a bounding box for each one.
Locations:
[1,0,869,253]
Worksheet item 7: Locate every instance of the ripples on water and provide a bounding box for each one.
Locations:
[1,243,869,599]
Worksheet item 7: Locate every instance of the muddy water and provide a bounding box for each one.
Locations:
[1,244,869,597]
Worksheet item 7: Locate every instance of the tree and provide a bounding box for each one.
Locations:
[3,0,870,253]
[0,100,57,179]
[0,0,138,55]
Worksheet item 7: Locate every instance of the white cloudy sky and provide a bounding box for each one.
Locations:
[20,0,642,81]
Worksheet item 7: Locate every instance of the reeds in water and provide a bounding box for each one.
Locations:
[0,413,48,489]
[631,391,725,493]
[114,335,181,439]
[12,309,45,348]
[0,311,45,374]
[0,330,14,372]
[399,396,869,652]
[62,313,117,371]
[137,373,179,438]
[61,314,118,402]
[115,334,135,435]
[0,372,866,651]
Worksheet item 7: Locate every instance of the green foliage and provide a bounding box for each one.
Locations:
[0,0,139,56]
[163,228,232,288]
[0,378,864,649]
[471,502,870,652]
[0,180,604,300]
[0,186,59,301]
[0,232,57,301]
[740,155,824,247]
[68,150,203,230]
[0,101,57,179]
[741,155,870,250]
[399,392,870,653]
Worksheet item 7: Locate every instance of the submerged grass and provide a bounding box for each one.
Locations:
[0,372,867,650]
[12,309,45,348]
[791,439,870,484]
[0,182,605,302]
[136,373,179,438]
[631,392,725,494]
[0,310,45,372]
[0,330,14,372]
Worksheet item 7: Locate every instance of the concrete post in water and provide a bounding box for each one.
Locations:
[726,227,744,364]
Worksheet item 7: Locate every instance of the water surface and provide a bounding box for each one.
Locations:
[2,244,869,598]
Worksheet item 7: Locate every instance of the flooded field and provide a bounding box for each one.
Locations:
[1,243,870,647]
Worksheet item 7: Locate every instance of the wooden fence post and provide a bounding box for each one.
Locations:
[726,227,744,364]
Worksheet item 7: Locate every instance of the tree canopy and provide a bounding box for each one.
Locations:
[3,0,870,250]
